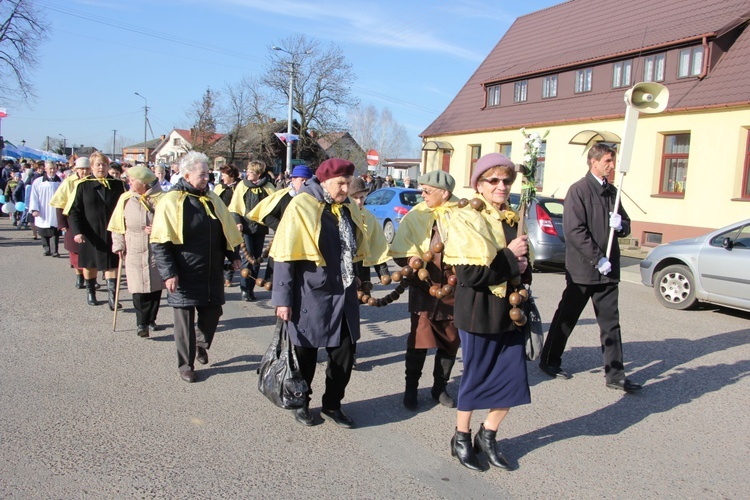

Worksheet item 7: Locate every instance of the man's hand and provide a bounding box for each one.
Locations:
[165,276,178,293]
[73,234,85,244]
[236,223,243,232]
[31,210,39,217]
[609,211,622,231]
[597,257,612,275]
[276,306,291,321]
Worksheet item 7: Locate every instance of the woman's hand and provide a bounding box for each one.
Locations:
[73,234,85,244]
[507,235,528,258]
[276,306,291,321]
[165,276,178,293]
[144,225,152,235]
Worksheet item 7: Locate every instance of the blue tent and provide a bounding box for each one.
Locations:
[2,143,22,158]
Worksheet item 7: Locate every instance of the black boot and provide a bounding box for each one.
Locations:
[474,423,512,470]
[107,278,121,311]
[86,278,98,306]
[431,350,456,408]
[75,274,85,289]
[451,428,484,471]
[404,348,427,410]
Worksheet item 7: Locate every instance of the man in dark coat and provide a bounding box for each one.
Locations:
[67,152,126,309]
[271,158,366,428]
[539,143,642,393]
[151,152,242,383]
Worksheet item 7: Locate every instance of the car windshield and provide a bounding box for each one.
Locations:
[399,191,423,206]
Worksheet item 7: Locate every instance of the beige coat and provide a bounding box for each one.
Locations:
[111,186,165,294]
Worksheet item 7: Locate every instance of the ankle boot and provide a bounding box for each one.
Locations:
[86,278,98,306]
[473,423,511,470]
[431,350,456,408]
[75,274,85,289]
[450,428,484,471]
[107,278,121,311]
[403,348,427,410]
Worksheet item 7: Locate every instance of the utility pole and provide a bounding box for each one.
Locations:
[46,136,49,151]
[112,130,117,162]
[134,93,148,164]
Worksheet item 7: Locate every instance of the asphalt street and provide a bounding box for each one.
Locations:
[1,219,749,498]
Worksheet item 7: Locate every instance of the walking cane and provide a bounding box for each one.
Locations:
[112,253,123,331]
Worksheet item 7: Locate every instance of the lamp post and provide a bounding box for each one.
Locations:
[21,140,26,148]
[58,133,66,156]
[272,46,311,173]
[134,92,148,164]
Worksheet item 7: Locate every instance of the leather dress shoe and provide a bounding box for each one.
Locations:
[179,369,196,383]
[136,325,150,338]
[606,378,642,393]
[196,347,209,365]
[539,362,571,379]
[149,322,160,331]
[52,252,60,258]
[294,406,314,426]
[43,251,52,256]
[321,408,354,428]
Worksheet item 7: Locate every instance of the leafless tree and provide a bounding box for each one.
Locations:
[0,0,49,101]
[263,34,358,163]
[220,78,253,163]
[187,87,219,153]
[347,104,414,159]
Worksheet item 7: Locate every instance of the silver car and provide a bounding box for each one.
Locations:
[509,194,566,267]
[639,218,750,312]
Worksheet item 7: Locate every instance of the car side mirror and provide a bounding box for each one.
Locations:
[722,237,734,250]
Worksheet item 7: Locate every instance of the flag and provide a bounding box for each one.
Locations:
[274,133,299,144]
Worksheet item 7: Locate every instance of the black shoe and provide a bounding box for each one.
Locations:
[137,325,150,338]
[149,322,160,331]
[43,251,51,256]
[451,429,484,471]
[403,385,419,411]
[241,290,250,301]
[179,369,196,383]
[107,278,121,311]
[321,408,354,429]
[51,252,60,258]
[606,378,642,393]
[293,406,314,426]
[474,424,512,470]
[85,278,98,306]
[431,387,455,408]
[196,347,209,365]
[539,362,571,379]
[247,291,257,302]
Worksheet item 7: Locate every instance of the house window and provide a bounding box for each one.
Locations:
[535,141,547,191]
[678,46,704,78]
[643,54,666,82]
[612,60,632,88]
[660,133,690,195]
[469,145,481,184]
[514,81,528,102]
[542,75,557,98]
[172,138,180,146]
[497,143,512,158]
[575,68,592,93]
[644,232,663,246]
[743,131,750,199]
[486,84,501,107]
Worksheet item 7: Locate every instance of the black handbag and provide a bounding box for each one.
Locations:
[257,319,309,409]
[524,291,544,361]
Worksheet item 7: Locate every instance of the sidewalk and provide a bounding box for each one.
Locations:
[620,242,650,285]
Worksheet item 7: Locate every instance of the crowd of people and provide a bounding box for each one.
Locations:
[2,144,641,472]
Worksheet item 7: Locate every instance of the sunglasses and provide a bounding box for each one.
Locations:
[479,177,513,186]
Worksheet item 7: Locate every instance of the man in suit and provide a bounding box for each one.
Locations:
[539,143,642,393]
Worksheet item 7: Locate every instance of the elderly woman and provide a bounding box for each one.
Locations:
[66,152,127,309]
[271,158,368,428]
[443,153,531,472]
[108,166,165,338]
[150,152,242,383]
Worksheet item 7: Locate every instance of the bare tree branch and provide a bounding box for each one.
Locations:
[0,0,49,101]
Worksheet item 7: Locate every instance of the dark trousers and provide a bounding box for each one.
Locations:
[239,232,265,291]
[540,281,626,383]
[133,290,162,326]
[294,321,354,411]
[38,227,59,254]
[173,305,223,371]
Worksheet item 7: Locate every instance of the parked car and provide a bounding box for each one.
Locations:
[364,187,422,243]
[639,218,750,312]
[509,193,566,267]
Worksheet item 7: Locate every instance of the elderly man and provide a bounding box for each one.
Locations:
[390,171,461,410]
[271,158,369,428]
[29,160,62,256]
[151,152,242,383]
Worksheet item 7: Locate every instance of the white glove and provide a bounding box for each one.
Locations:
[609,211,622,231]
[597,257,612,275]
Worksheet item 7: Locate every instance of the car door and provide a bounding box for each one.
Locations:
[697,223,750,309]
[364,190,385,223]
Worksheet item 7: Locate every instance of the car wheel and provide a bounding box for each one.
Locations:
[654,264,697,310]
[383,220,395,244]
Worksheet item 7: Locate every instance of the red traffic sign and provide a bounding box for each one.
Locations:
[366,149,379,166]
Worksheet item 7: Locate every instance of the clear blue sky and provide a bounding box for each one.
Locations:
[3,0,559,156]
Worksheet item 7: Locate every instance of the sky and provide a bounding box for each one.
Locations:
[2,0,560,157]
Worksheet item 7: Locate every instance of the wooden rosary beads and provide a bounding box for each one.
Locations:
[239,242,273,291]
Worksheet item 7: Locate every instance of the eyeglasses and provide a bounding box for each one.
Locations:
[479,177,513,186]
[421,188,440,195]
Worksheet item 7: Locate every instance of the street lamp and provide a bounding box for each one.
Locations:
[58,133,66,156]
[21,139,26,148]
[272,46,311,173]
[134,92,148,164]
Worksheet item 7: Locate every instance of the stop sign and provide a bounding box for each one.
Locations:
[366,149,379,166]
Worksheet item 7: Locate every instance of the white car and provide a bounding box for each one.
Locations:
[639,218,750,312]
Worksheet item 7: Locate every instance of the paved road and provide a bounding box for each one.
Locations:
[1,219,749,498]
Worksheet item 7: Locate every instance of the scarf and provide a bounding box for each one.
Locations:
[324,189,356,288]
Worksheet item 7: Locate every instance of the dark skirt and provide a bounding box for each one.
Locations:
[457,328,530,411]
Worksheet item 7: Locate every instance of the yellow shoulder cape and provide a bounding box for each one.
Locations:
[390,197,459,259]
[228,181,276,216]
[107,190,165,235]
[49,175,79,210]
[443,196,523,299]
[269,192,367,266]
[150,190,242,250]
[361,207,390,267]
[247,187,291,224]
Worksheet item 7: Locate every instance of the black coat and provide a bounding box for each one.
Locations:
[151,179,240,307]
[233,177,271,235]
[563,173,630,284]
[68,176,126,270]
